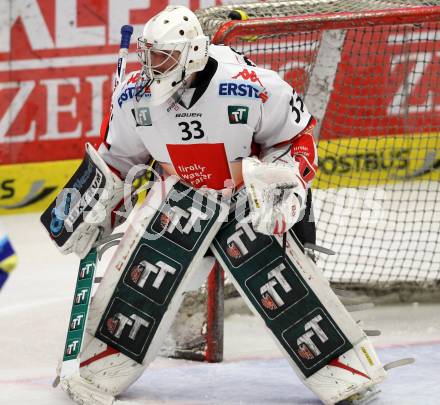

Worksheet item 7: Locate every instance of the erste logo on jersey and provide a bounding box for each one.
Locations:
[219,69,269,103]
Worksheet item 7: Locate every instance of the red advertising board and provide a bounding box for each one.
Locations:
[235,22,440,140]
[0,0,223,165]
[322,24,440,140]
[2,2,440,164]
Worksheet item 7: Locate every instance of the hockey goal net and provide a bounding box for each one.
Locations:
[197,0,440,295]
[163,0,440,363]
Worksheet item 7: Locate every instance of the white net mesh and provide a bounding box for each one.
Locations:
[197,1,440,293]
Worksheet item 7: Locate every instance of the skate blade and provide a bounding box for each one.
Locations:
[52,375,60,388]
[384,357,415,371]
[363,329,381,337]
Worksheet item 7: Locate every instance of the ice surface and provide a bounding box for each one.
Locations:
[0,214,439,404]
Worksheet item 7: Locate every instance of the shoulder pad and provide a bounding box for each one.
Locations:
[113,70,148,109]
[209,44,256,67]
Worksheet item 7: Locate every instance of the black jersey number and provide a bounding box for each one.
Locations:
[178,121,205,141]
[289,92,305,124]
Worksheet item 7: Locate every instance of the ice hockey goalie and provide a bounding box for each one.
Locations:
[39,5,406,405]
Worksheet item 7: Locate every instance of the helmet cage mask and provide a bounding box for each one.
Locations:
[133,6,209,106]
[137,38,189,81]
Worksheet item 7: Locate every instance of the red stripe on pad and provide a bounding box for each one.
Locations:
[80,346,119,368]
[328,357,371,380]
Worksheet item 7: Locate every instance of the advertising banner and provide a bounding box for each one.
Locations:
[0,0,218,214]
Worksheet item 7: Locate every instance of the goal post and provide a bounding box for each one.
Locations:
[211,6,440,42]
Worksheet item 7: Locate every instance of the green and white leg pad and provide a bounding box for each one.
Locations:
[210,191,386,405]
[61,177,227,404]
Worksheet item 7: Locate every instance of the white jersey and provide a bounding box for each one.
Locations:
[99,44,312,190]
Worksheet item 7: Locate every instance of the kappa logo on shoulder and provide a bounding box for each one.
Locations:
[232,69,263,87]
[233,69,269,103]
[127,72,141,84]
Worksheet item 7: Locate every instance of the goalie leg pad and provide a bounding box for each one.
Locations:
[70,178,227,398]
[210,191,386,404]
[60,372,115,405]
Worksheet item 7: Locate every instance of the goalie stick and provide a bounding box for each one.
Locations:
[53,25,134,387]
[53,249,98,387]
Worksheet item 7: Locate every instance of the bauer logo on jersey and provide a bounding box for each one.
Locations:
[98,297,155,361]
[281,308,347,375]
[245,259,308,320]
[123,244,183,306]
[228,106,249,124]
[148,184,217,252]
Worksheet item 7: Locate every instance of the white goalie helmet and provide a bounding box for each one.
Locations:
[136,6,209,105]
